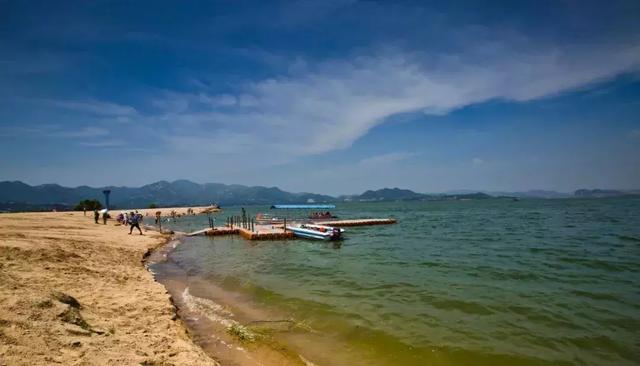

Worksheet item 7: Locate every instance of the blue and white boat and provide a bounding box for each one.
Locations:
[286,223,344,241]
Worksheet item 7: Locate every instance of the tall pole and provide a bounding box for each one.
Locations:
[102,190,111,210]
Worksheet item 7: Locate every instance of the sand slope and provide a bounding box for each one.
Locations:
[0,211,217,365]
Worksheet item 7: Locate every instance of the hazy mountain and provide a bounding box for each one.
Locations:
[3,180,634,212]
[574,189,640,198]
[0,180,334,210]
[446,189,571,198]
[356,188,428,201]
[344,188,492,202]
[513,190,572,199]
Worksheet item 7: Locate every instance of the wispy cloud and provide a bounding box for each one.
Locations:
[50,126,109,138]
[151,39,640,161]
[78,139,123,147]
[42,99,137,117]
[359,152,419,167]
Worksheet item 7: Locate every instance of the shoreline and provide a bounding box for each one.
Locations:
[0,210,218,365]
[146,233,312,366]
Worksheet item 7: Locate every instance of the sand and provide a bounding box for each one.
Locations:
[0,210,218,365]
[113,205,221,217]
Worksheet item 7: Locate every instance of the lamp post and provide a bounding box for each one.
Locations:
[102,190,111,210]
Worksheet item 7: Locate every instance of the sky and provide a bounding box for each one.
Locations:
[1,0,639,195]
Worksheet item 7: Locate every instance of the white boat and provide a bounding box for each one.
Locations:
[286,223,344,241]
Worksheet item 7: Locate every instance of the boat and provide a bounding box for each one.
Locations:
[309,212,337,220]
[255,213,285,224]
[286,223,344,241]
[271,204,336,209]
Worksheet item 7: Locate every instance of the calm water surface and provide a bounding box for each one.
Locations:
[155,198,640,365]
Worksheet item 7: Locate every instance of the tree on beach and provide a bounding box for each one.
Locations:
[74,199,102,211]
[148,203,158,209]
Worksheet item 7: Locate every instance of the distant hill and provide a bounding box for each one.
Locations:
[574,189,640,198]
[344,188,492,202]
[0,180,333,210]
[449,189,571,199]
[356,188,427,201]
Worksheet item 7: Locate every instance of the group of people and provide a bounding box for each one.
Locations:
[309,211,335,219]
[116,211,144,235]
[93,209,108,225]
[93,209,144,235]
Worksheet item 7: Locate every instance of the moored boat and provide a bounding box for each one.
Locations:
[255,213,285,225]
[308,211,338,220]
[286,223,344,241]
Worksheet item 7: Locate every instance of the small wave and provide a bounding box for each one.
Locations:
[570,290,618,302]
[181,287,236,328]
[618,235,640,242]
[557,257,628,272]
[299,354,317,366]
[429,298,494,315]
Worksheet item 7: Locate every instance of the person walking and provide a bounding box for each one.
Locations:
[94,209,99,224]
[102,210,108,225]
[129,211,143,235]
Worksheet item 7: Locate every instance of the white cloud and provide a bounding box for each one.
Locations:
[151,38,640,161]
[472,157,485,165]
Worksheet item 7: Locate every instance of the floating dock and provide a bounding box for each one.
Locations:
[186,224,294,240]
[184,217,396,240]
[311,218,396,227]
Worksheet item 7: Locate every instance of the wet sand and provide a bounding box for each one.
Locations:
[0,210,218,365]
[148,240,315,366]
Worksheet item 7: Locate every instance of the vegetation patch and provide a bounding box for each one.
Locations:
[34,299,53,308]
[51,291,82,309]
[227,323,256,342]
[58,307,91,331]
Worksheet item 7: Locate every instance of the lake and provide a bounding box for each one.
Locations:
[150,198,640,365]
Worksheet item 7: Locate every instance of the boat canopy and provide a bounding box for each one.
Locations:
[270,204,336,209]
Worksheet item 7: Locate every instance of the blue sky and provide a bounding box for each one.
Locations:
[1,0,639,195]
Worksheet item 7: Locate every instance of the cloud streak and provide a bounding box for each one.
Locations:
[152,38,640,161]
[43,99,138,117]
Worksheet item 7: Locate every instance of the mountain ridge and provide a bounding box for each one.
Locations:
[1,180,638,211]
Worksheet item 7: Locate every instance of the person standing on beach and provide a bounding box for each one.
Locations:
[102,210,108,225]
[129,211,143,235]
[94,209,99,224]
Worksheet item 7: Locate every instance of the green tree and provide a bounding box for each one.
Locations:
[148,203,158,209]
[74,199,102,211]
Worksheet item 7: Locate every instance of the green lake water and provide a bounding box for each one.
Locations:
[154,198,640,365]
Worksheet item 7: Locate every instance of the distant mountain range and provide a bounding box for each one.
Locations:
[0,180,638,211]
[0,180,333,210]
[574,189,640,198]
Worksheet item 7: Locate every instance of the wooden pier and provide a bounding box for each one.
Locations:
[311,218,396,227]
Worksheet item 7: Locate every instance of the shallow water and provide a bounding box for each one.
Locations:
[153,198,640,365]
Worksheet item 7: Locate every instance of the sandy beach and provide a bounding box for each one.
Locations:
[0,210,218,365]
